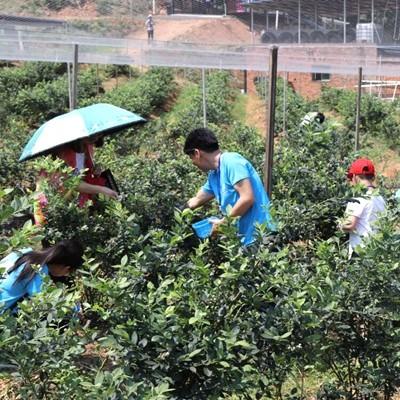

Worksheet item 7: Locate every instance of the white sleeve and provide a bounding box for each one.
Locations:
[345,198,366,218]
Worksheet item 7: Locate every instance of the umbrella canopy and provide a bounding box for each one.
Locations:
[19,103,146,162]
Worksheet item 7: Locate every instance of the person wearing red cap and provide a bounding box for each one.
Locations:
[341,158,386,258]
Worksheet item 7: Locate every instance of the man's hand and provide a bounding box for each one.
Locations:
[210,217,225,237]
[99,186,118,199]
[187,189,214,210]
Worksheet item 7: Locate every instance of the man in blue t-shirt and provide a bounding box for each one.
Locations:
[184,128,274,245]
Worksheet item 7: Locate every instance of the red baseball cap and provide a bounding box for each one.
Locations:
[347,158,375,180]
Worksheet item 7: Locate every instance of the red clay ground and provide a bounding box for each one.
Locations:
[127,15,254,45]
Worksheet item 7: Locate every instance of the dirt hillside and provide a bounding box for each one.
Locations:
[128,15,253,45]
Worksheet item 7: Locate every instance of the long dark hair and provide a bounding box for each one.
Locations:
[9,239,84,284]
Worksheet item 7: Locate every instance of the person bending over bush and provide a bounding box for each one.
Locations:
[0,239,83,313]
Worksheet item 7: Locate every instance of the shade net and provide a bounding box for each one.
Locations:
[0,0,400,76]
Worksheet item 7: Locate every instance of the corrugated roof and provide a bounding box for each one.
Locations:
[242,0,395,18]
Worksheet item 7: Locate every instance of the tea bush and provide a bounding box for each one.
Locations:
[1,63,400,399]
[255,77,313,134]
[320,86,400,147]
[166,71,233,138]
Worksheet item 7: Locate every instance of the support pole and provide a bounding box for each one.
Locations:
[355,67,363,151]
[264,46,278,198]
[202,68,207,128]
[344,0,347,43]
[67,62,72,110]
[70,44,79,111]
[251,8,254,44]
[371,0,375,42]
[315,1,318,30]
[243,70,247,94]
[298,0,301,43]
[283,71,288,133]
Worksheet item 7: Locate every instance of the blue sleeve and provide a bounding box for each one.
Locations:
[26,274,44,297]
[202,175,214,195]
[225,154,250,186]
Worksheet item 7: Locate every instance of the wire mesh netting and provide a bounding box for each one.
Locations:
[1,0,400,76]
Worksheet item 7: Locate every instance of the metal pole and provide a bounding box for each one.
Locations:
[344,0,347,43]
[315,1,318,30]
[202,68,207,128]
[67,62,72,110]
[355,67,363,151]
[371,0,375,42]
[264,46,279,198]
[251,8,254,44]
[298,0,301,43]
[283,71,288,133]
[243,70,247,94]
[70,44,79,111]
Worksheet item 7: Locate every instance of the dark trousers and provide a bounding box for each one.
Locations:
[147,30,154,40]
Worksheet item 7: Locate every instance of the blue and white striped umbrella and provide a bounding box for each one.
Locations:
[19,103,145,161]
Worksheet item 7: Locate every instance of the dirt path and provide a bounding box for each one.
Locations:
[376,147,400,180]
[245,92,267,136]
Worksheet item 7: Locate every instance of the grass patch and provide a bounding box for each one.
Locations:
[231,92,248,124]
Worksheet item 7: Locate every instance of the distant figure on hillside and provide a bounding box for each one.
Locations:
[183,128,275,246]
[0,239,84,313]
[340,158,386,258]
[145,13,154,41]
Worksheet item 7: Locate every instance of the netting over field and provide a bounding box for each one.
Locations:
[1,0,400,75]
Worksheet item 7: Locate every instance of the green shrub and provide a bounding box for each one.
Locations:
[320,86,400,147]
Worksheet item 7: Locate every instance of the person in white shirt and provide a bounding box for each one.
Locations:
[145,13,154,41]
[341,158,386,258]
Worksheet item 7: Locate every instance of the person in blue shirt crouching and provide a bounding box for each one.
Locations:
[0,239,83,313]
[184,128,274,246]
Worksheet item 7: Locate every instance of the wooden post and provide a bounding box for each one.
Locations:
[243,70,247,94]
[264,46,278,198]
[355,67,363,151]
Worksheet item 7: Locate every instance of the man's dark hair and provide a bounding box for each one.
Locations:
[316,112,325,124]
[184,128,219,155]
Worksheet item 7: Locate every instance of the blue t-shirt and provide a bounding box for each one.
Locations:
[0,252,49,312]
[202,152,274,245]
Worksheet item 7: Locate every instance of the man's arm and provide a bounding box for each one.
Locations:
[211,178,254,234]
[230,178,254,217]
[187,189,214,210]
[78,182,118,199]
